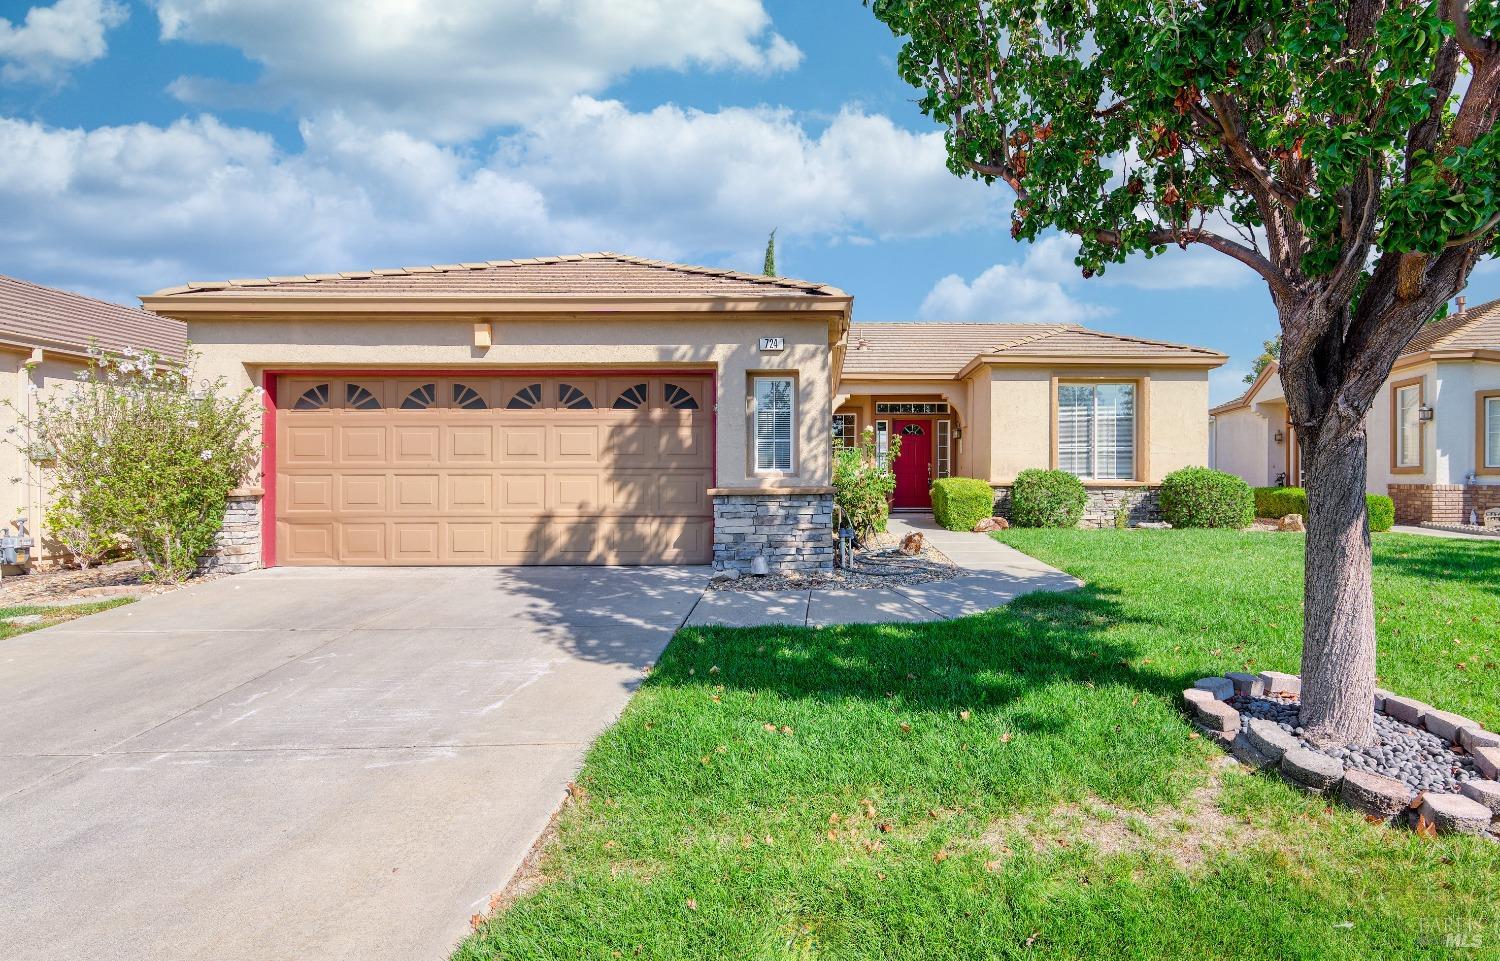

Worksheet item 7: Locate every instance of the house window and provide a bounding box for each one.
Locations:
[936,420,951,478]
[875,419,890,467]
[1481,392,1500,471]
[1393,379,1422,470]
[1057,382,1136,480]
[832,412,857,448]
[875,402,949,415]
[753,376,795,472]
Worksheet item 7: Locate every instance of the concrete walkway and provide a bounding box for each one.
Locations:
[0,564,710,961]
[1390,523,1499,541]
[687,514,1080,627]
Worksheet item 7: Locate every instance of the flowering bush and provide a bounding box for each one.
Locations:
[8,348,259,582]
[833,427,901,541]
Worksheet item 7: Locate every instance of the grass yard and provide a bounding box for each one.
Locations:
[0,598,134,640]
[455,531,1500,960]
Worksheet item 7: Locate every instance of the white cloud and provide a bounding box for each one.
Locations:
[0,0,126,83]
[0,101,1002,301]
[154,0,803,141]
[919,239,1112,323]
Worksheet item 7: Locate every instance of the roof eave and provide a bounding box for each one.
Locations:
[140,292,853,316]
[957,351,1227,379]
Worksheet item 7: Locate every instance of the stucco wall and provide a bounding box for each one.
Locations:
[187,311,835,490]
[1147,369,1211,480]
[0,350,95,563]
[1210,406,1271,486]
[985,368,1052,481]
[1367,360,1437,490]
[1430,359,1500,484]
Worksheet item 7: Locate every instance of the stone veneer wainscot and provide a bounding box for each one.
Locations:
[197,489,263,575]
[991,484,1162,528]
[711,489,834,573]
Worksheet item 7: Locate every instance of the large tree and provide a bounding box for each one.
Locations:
[869,0,1499,745]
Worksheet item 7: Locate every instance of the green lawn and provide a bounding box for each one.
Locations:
[0,598,134,640]
[455,531,1499,960]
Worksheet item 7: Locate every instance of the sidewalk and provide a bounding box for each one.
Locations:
[686,513,1080,628]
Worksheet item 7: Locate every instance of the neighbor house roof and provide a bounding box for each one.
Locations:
[145,252,847,301]
[1210,296,1500,417]
[0,274,187,360]
[841,322,1225,377]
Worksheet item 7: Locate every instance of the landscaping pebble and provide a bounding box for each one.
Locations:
[1417,793,1494,836]
[1193,677,1234,701]
[1338,769,1414,819]
[1226,672,1265,696]
[1459,779,1500,820]
[1280,746,1344,792]
[1232,694,1482,794]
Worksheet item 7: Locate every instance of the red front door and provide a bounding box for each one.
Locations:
[892,419,933,508]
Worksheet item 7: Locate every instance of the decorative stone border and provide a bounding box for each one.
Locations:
[711,490,835,574]
[1418,521,1500,538]
[1184,672,1500,837]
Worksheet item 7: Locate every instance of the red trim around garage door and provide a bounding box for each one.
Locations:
[257,367,718,569]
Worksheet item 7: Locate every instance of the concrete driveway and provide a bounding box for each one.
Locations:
[0,564,710,961]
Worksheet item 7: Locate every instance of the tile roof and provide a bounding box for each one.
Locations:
[841,322,1223,377]
[1403,297,1500,353]
[0,274,186,360]
[150,252,847,299]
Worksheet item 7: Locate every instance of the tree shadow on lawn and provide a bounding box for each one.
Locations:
[1375,532,1500,597]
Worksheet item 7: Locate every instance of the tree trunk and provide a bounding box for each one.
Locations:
[1297,422,1377,747]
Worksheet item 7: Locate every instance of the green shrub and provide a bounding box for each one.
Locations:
[9,348,259,583]
[1010,468,1087,528]
[1255,486,1396,532]
[1160,467,1254,529]
[931,477,995,531]
[833,427,900,539]
[1253,486,1308,519]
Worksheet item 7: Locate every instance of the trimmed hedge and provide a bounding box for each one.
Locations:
[1011,468,1087,528]
[1253,486,1396,532]
[931,477,996,531]
[1159,467,1254,528]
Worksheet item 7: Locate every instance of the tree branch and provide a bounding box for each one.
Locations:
[1094,226,1295,301]
[1441,0,1499,65]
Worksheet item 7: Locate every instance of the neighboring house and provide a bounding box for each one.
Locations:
[1210,297,1500,525]
[140,252,1225,573]
[0,274,187,563]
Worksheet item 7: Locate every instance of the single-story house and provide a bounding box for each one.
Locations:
[0,274,186,564]
[140,252,1226,573]
[1210,296,1500,525]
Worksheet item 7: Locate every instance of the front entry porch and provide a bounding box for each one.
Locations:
[833,396,962,509]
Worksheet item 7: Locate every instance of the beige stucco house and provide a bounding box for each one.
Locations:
[1210,297,1500,525]
[0,275,186,565]
[140,252,1226,573]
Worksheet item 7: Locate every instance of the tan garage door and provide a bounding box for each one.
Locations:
[274,374,712,565]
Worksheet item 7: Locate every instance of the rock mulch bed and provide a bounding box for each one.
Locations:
[0,560,155,605]
[1184,671,1500,837]
[710,533,958,592]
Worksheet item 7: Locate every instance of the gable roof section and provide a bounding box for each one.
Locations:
[1209,297,1500,417]
[0,274,186,360]
[146,252,847,301]
[842,322,1224,378]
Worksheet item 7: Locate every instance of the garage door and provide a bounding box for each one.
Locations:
[274,374,713,565]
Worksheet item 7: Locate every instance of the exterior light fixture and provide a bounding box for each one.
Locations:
[1274,429,1285,444]
[1418,404,1434,422]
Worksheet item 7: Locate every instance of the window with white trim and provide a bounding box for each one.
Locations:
[1395,382,1422,468]
[1485,395,1500,469]
[832,412,857,448]
[875,419,890,467]
[1057,383,1136,480]
[935,420,951,478]
[753,377,795,472]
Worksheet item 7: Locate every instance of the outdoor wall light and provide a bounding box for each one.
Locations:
[1274,429,1285,444]
[1418,404,1435,422]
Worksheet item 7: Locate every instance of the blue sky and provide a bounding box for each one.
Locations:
[2,0,1496,404]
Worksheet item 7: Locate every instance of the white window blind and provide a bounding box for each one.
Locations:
[1396,384,1421,467]
[936,420,951,478]
[754,377,794,472]
[1487,396,1500,468]
[1057,383,1135,480]
[875,420,889,467]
